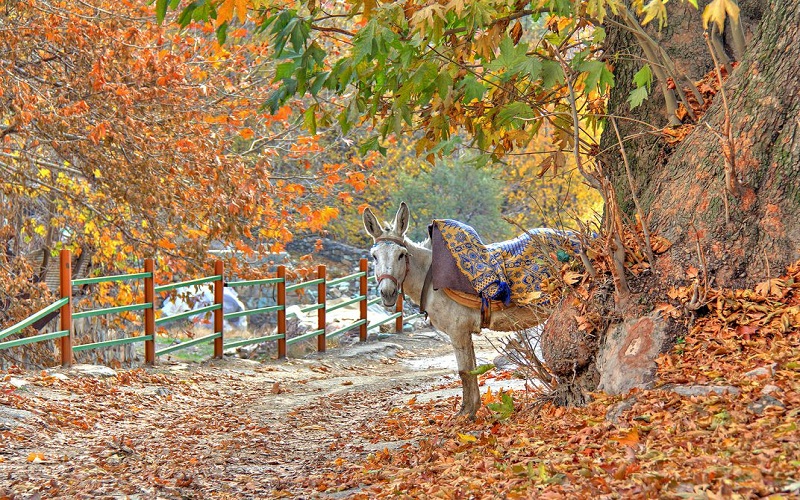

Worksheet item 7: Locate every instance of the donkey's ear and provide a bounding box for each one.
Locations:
[393,202,410,236]
[363,207,383,239]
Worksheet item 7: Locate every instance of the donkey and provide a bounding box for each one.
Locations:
[363,203,549,417]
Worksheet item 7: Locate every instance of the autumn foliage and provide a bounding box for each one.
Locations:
[1,0,372,331]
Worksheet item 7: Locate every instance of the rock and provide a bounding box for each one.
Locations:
[155,387,171,397]
[492,354,517,370]
[596,313,670,395]
[762,384,782,395]
[8,377,29,388]
[665,384,741,397]
[337,341,402,360]
[744,363,777,379]
[606,395,639,424]
[747,394,785,415]
[0,405,34,429]
[70,364,117,378]
[541,305,595,377]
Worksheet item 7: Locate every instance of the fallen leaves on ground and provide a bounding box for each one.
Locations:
[307,265,799,499]
[2,262,799,498]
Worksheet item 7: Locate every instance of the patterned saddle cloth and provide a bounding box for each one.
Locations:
[429,219,582,307]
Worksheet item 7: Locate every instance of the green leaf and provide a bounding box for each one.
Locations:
[461,76,486,103]
[540,60,564,89]
[628,86,648,109]
[309,71,329,96]
[488,38,530,82]
[496,102,535,127]
[434,71,453,100]
[633,64,653,91]
[303,104,317,135]
[469,363,495,376]
[155,0,168,23]
[216,22,228,44]
[359,136,386,156]
[274,61,296,81]
[578,60,615,93]
[487,391,514,420]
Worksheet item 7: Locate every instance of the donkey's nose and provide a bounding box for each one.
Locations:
[381,288,398,307]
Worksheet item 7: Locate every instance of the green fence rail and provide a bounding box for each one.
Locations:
[0,254,419,367]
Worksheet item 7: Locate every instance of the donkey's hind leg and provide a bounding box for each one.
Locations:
[451,330,481,418]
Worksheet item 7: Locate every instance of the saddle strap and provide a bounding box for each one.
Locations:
[442,288,509,328]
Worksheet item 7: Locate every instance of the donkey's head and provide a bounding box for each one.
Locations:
[363,203,410,308]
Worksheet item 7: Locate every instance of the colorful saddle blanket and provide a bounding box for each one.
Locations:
[429,219,582,306]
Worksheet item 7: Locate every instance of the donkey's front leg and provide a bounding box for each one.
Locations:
[451,330,481,418]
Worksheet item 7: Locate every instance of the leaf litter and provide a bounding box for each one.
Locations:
[1,262,799,498]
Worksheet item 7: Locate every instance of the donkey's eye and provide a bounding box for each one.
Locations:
[397,253,406,261]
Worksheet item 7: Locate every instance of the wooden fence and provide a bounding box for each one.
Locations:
[0,250,422,366]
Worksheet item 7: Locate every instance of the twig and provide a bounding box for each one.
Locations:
[704,32,741,198]
[611,118,654,265]
[550,44,602,193]
[686,221,709,311]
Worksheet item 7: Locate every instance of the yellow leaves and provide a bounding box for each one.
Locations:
[457,433,478,444]
[361,0,378,19]
[27,452,45,463]
[640,0,668,29]
[239,127,254,140]
[702,0,741,32]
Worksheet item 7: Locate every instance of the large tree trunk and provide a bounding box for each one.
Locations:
[544,0,800,403]
[603,0,797,286]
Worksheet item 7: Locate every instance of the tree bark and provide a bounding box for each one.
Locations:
[602,0,798,288]
[545,0,799,404]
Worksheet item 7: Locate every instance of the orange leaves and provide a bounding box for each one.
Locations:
[88,121,111,145]
[215,0,249,27]
[158,238,177,250]
[610,427,640,447]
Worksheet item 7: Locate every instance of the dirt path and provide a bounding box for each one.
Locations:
[1,329,523,498]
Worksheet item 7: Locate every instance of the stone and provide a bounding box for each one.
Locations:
[492,354,517,370]
[0,405,34,429]
[70,364,117,378]
[747,394,785,415]
[596,313,670,395]
[337,341,402,360]
[744,363,777,379]
[665,384,740,397]
[762,384,782,395]
[606,395,639,424]
[8,377,29,388]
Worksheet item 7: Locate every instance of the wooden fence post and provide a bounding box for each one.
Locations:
[144,258,156,364]
[277,265,287,359]
[395,293,404,333]
[359,258,368,342]
[59,249,72,367]
[213,260,224,359]
[317,265,326,352]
